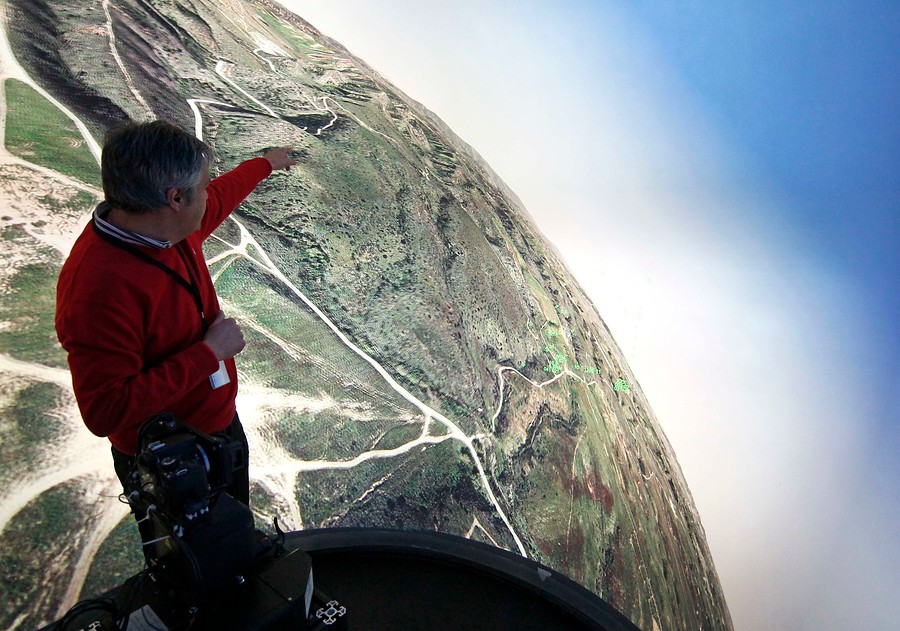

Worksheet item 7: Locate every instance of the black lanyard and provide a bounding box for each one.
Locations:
[91,221,209,333]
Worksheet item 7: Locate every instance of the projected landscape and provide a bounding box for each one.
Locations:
[0,1,732,629]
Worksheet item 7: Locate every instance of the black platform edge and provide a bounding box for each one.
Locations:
[284,528,640,631]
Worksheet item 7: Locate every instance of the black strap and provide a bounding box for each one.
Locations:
[91,220,209,333]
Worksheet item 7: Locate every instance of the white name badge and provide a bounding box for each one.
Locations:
[209,360,231,389]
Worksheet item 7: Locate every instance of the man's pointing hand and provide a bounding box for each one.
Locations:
[262,146,298,171]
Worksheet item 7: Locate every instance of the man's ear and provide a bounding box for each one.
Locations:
[165,187,182,209]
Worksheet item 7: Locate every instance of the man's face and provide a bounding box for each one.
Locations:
[181,166,210,236]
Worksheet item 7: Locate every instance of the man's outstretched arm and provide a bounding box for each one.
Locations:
[200,146,297,237]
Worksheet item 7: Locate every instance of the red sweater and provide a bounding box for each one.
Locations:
[56,157,273,455]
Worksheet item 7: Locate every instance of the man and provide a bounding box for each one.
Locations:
[55,120,296,505]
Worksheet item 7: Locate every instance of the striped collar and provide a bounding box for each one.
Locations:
[93,202,172,250]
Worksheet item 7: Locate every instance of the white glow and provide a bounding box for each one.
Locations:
[279,3,899,629]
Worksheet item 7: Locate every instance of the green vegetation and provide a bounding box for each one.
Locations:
[37,189,96,217]
[295,458,393,526]
[79,516,143,599]
[271,408,406,462]
[0,380,69,488]
[254,9,317,54]
[3,79,100,187]
[388,440,491,536]
[214,256,417,417]
[307,144,383,202]
[0,482,86,630]
[373,422,422,450]
[0,254,68,368]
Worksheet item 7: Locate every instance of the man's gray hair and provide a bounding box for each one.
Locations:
[101,120,212,214]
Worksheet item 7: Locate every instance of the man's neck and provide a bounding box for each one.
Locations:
[106,206,175,242]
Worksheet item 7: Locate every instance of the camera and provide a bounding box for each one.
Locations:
[50,414,332,630]
[124,412,256,601]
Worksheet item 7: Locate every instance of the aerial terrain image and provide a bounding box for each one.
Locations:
[0,1,732,629]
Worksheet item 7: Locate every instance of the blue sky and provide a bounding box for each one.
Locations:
[627,0,900,510]
[284,3,899,629]
[629,0,900,384]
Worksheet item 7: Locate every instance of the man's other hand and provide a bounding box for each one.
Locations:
[263,146,297,171]
[204,311,246,360]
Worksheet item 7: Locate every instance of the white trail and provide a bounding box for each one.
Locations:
[215,59,278,118]
[102,0,153,118]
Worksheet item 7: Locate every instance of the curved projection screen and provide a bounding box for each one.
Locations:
[13,2,896,631]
